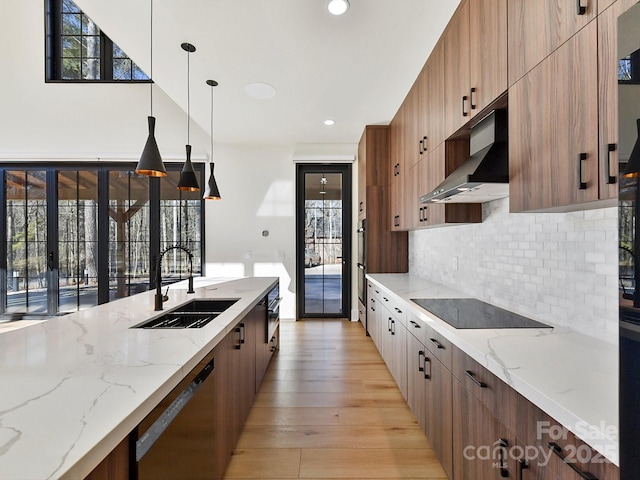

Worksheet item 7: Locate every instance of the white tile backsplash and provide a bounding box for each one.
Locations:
[409,198,618,344]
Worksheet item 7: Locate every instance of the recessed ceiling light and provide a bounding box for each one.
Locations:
[245,82,277,100]
[328,0,349,15]
[324,119,335,126]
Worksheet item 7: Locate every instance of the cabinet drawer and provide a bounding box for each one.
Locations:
[422,322,452,370]
[516,395,619,480]
[452,346,517,431]
[378,292,407,327]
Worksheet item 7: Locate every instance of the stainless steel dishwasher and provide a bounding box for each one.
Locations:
[134,350,216,480]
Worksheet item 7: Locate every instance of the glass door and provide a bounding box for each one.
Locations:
[296,164,351,318]
[5,170,49,314]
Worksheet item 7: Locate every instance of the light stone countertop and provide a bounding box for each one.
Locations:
[0,276,278,480]
[367,273,618,466]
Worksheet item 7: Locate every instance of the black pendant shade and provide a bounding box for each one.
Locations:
[203,162,221,200]
[177,144,200,191]
[624,118,640,178]
[136,116,167,177]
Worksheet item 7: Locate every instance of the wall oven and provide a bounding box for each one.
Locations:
[266,283,281,343]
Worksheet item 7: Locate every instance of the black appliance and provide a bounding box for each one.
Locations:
[410,298,552,329]
[266,283,281,343]
[357,219,366,304]
[619,4,640,477]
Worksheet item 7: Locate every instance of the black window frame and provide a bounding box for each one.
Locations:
[45,0,151,83]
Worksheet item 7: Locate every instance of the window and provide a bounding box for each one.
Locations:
[619,49,640,84]
[1,163,204,317]
[46,0,149,82]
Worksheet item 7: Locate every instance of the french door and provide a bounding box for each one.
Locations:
[1,164,203,318]
[296,164,352,318]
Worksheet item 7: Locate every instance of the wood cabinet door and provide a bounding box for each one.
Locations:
[406,332,427,431]
[425,354,453,479]
[598,0,635,201]
[509,21,599,212]
[391,318,408,399]
[508,0,597,85]
[425,40,446,150]
[422,144,446,226]
[358,131,366,219]
[444,0,471,137]
[469,0,508,117]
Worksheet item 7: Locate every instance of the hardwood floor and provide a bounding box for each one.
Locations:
[223,319,448,479]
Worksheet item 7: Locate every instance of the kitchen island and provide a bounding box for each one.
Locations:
[0,276,278,480]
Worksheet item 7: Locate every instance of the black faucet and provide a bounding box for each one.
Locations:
[155,245,195,311]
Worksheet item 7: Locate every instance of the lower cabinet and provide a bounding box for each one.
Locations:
[367,283,619,480]
[406,325,453,478]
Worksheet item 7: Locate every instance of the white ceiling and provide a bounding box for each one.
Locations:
[74,0,461,149]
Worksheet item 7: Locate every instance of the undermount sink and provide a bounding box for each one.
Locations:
[133,299,239,329]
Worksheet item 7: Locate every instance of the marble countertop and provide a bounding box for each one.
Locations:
[0,276,278,480]
[367,273,619,465]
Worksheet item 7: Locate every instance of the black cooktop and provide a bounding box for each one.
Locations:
[410,298,552,329]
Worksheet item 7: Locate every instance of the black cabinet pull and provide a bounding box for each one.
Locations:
[359,201,363,212]
[423,136,428,152]
[498,439,509,478]
[391,319,396,335]
[429,338,444,349]
[577,0,586,15]
[465,370,487,388]
[240,322,245,344]
[606,143,617,184]
[419,138,424,155]
[548,443,598,479]
[419,207,423,223]
[578,153,587,190]
[235,324,243,349]
[518,459,529,479]
[418,350,425,372]
[462,95,469,117]
[470,87,476,110]
[424,356,431,380]
[388,317,392,332]
[394,307,402,314]
[409,320,421,329]
[383,297,389,302]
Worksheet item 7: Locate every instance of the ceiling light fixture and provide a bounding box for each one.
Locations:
[177,42,200,192]
[245,82,277,100]
[324,119,335,126]
[203,79,221,200]
[328,0,350,15]
[136,0,166,177]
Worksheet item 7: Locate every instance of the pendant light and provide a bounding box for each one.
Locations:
[136,0,167,177]
[203,79,221,200]
[177,42,200,191]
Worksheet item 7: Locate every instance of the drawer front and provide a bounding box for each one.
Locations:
[452,346,517,430]
[407,311,428,345]
[516,396,618,479]
[422,322,452,370]
[378,291,407,327]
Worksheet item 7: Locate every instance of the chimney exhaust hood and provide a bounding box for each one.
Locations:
[420,109,509,204]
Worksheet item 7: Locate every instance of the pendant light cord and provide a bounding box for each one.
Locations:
[210,83,214,162]
[187,48,190,144]
[150,0,153,117]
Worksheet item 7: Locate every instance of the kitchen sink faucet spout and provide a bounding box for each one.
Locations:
[155,245,195,310]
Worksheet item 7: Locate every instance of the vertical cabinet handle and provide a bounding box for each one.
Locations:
[498,439,509,478]
[391,319,396,335]
[423,136,427,151]
[423,356,431,380]
[388,318,392,332]
[606,143,617,184]
[518,459,529,479]
[359,201,363,212]
[470,87,476,110]
[462,95,469,117]
[548,443,598,479]
[577,153,587,190]
[419,138,424,155]
[418,350,425,372]
[577,0,586,15]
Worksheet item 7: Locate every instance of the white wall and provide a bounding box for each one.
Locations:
[0,0,209,160]
[409,199,618,344]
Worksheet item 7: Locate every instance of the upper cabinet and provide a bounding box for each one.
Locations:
[509,21,600,211]
[444,0,508,138]
[508,0,597,86]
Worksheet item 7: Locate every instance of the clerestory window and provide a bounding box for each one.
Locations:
[45,0,149,82]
